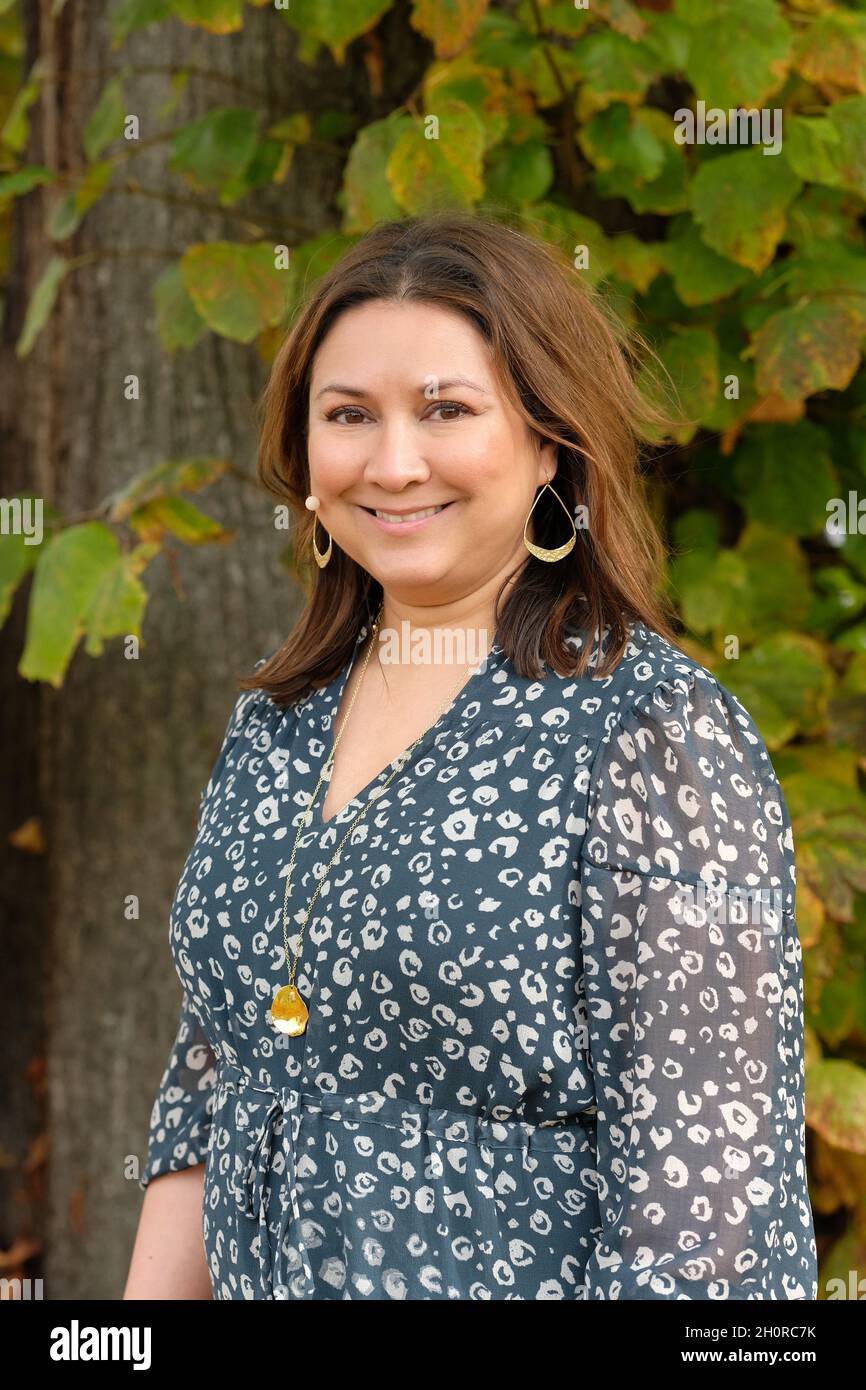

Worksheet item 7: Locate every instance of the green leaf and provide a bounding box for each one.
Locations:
[110,0,173,46]
[604,234,665,294]
[720,631,835,742]
[521,203,611,286]
[471,10,535,69]
[0,495,60,625]
[106,457,230,522]
[282,232,358,322]
[578,102,665,181]
[662,215,753,305]
[672,507,721,555]
[169,107,261,199]
[484,139,553,208]
[731,421,838,537]
[280,0,392,63]
[807,1058,866,1152]
[592,108,690,214]
[523,42,585,110]
[424,57,512,151]
[700,348,758,432]
[410,0,491,58]
[806,567,866,639]
[1,66,40,154]
[689,147,801,272]
[83,540,160,656]
[571,30,658,119]
[784,98,866,200]
[152,262,207,352]
[341,115,410,234]
[516,0,592,39]
[639,324,720,442]
[0,164,55,204]
[266,111,313,146]
[751,299,866,404]
[16,255,68,357]
[83,76,126,161]
[793,8,866,97]
[46,160,114,239]
[783,114,844,187]
[180,241,289,342]
[779,241,866,301]
[127,495,233,545]
[785,186,866,252]
[19,523,154,686]
[735,522,813,641]
[640,8,691,71]
[674,0,793,107]
[387,100,485,213]
[676,522,812,648]
[673,546,747,642]
[168,0,244,33]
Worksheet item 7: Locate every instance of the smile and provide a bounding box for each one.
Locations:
[359,501,456,532]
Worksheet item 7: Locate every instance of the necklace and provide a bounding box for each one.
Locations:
[270,603,493,1036]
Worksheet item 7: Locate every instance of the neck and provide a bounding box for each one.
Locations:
[376,553,528,657]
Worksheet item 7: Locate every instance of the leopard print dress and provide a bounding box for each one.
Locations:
[140,618,818,1301]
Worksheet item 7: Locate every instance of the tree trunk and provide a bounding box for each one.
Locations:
[0,0,425,1298]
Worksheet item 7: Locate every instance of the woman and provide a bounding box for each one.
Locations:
[125,212,818,1301]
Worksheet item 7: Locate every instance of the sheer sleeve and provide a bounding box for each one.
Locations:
[139,987,218,1190]
[578,664,817,1299]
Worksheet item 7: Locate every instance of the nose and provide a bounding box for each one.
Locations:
[362,413,430,489]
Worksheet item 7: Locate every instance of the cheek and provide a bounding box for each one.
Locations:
[307,427,363,484]
[437,419,518,483]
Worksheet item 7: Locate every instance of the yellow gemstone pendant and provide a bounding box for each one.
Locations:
[271,984,309,1036]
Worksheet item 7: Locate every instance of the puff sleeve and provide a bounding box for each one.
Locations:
[140,659,273,1191]
[578,665,818,1300]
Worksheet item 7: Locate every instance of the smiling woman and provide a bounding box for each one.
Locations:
[127,212,818,1302]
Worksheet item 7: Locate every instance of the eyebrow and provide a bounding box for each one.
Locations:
[314,376,490,400]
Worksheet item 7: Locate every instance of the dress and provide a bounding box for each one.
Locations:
[139,617,818,1300]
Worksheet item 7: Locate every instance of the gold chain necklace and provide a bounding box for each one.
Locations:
[270,604,492,1037]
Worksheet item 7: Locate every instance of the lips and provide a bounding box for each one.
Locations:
[371,504,449,522]
[361,502,453,517]
[358,500,457,533]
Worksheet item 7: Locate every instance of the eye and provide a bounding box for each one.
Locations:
[426,400,473,421]
[325,406,368,425]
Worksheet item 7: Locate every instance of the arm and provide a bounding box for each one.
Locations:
[578,664,817,1299]
[125,1167,211,1300]
[125,988,218,1299]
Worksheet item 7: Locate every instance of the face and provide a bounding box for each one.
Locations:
[305,300,556,606]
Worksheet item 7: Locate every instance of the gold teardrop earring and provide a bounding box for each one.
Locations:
[523,478,577,562]
[305,494,332,568]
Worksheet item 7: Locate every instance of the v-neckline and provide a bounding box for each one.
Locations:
[310,621,504,830]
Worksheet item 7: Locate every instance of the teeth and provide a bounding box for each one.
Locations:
[374,505,447,523]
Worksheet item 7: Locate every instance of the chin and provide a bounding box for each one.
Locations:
[366,560,456,592]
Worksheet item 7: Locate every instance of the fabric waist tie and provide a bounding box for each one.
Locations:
[218,1060,315,1300]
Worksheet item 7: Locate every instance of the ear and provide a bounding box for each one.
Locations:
[535,433,558,486]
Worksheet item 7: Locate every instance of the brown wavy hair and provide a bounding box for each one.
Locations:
[240,209,681,704]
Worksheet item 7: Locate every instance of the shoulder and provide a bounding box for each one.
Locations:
[216,646,285,746]
[590,620,780,790]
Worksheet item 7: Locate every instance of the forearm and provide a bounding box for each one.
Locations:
[124,1164,212,1300]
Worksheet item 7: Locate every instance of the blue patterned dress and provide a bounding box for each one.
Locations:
[140,618,818,1300]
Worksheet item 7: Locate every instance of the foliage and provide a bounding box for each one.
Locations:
[2,0,866,1289]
